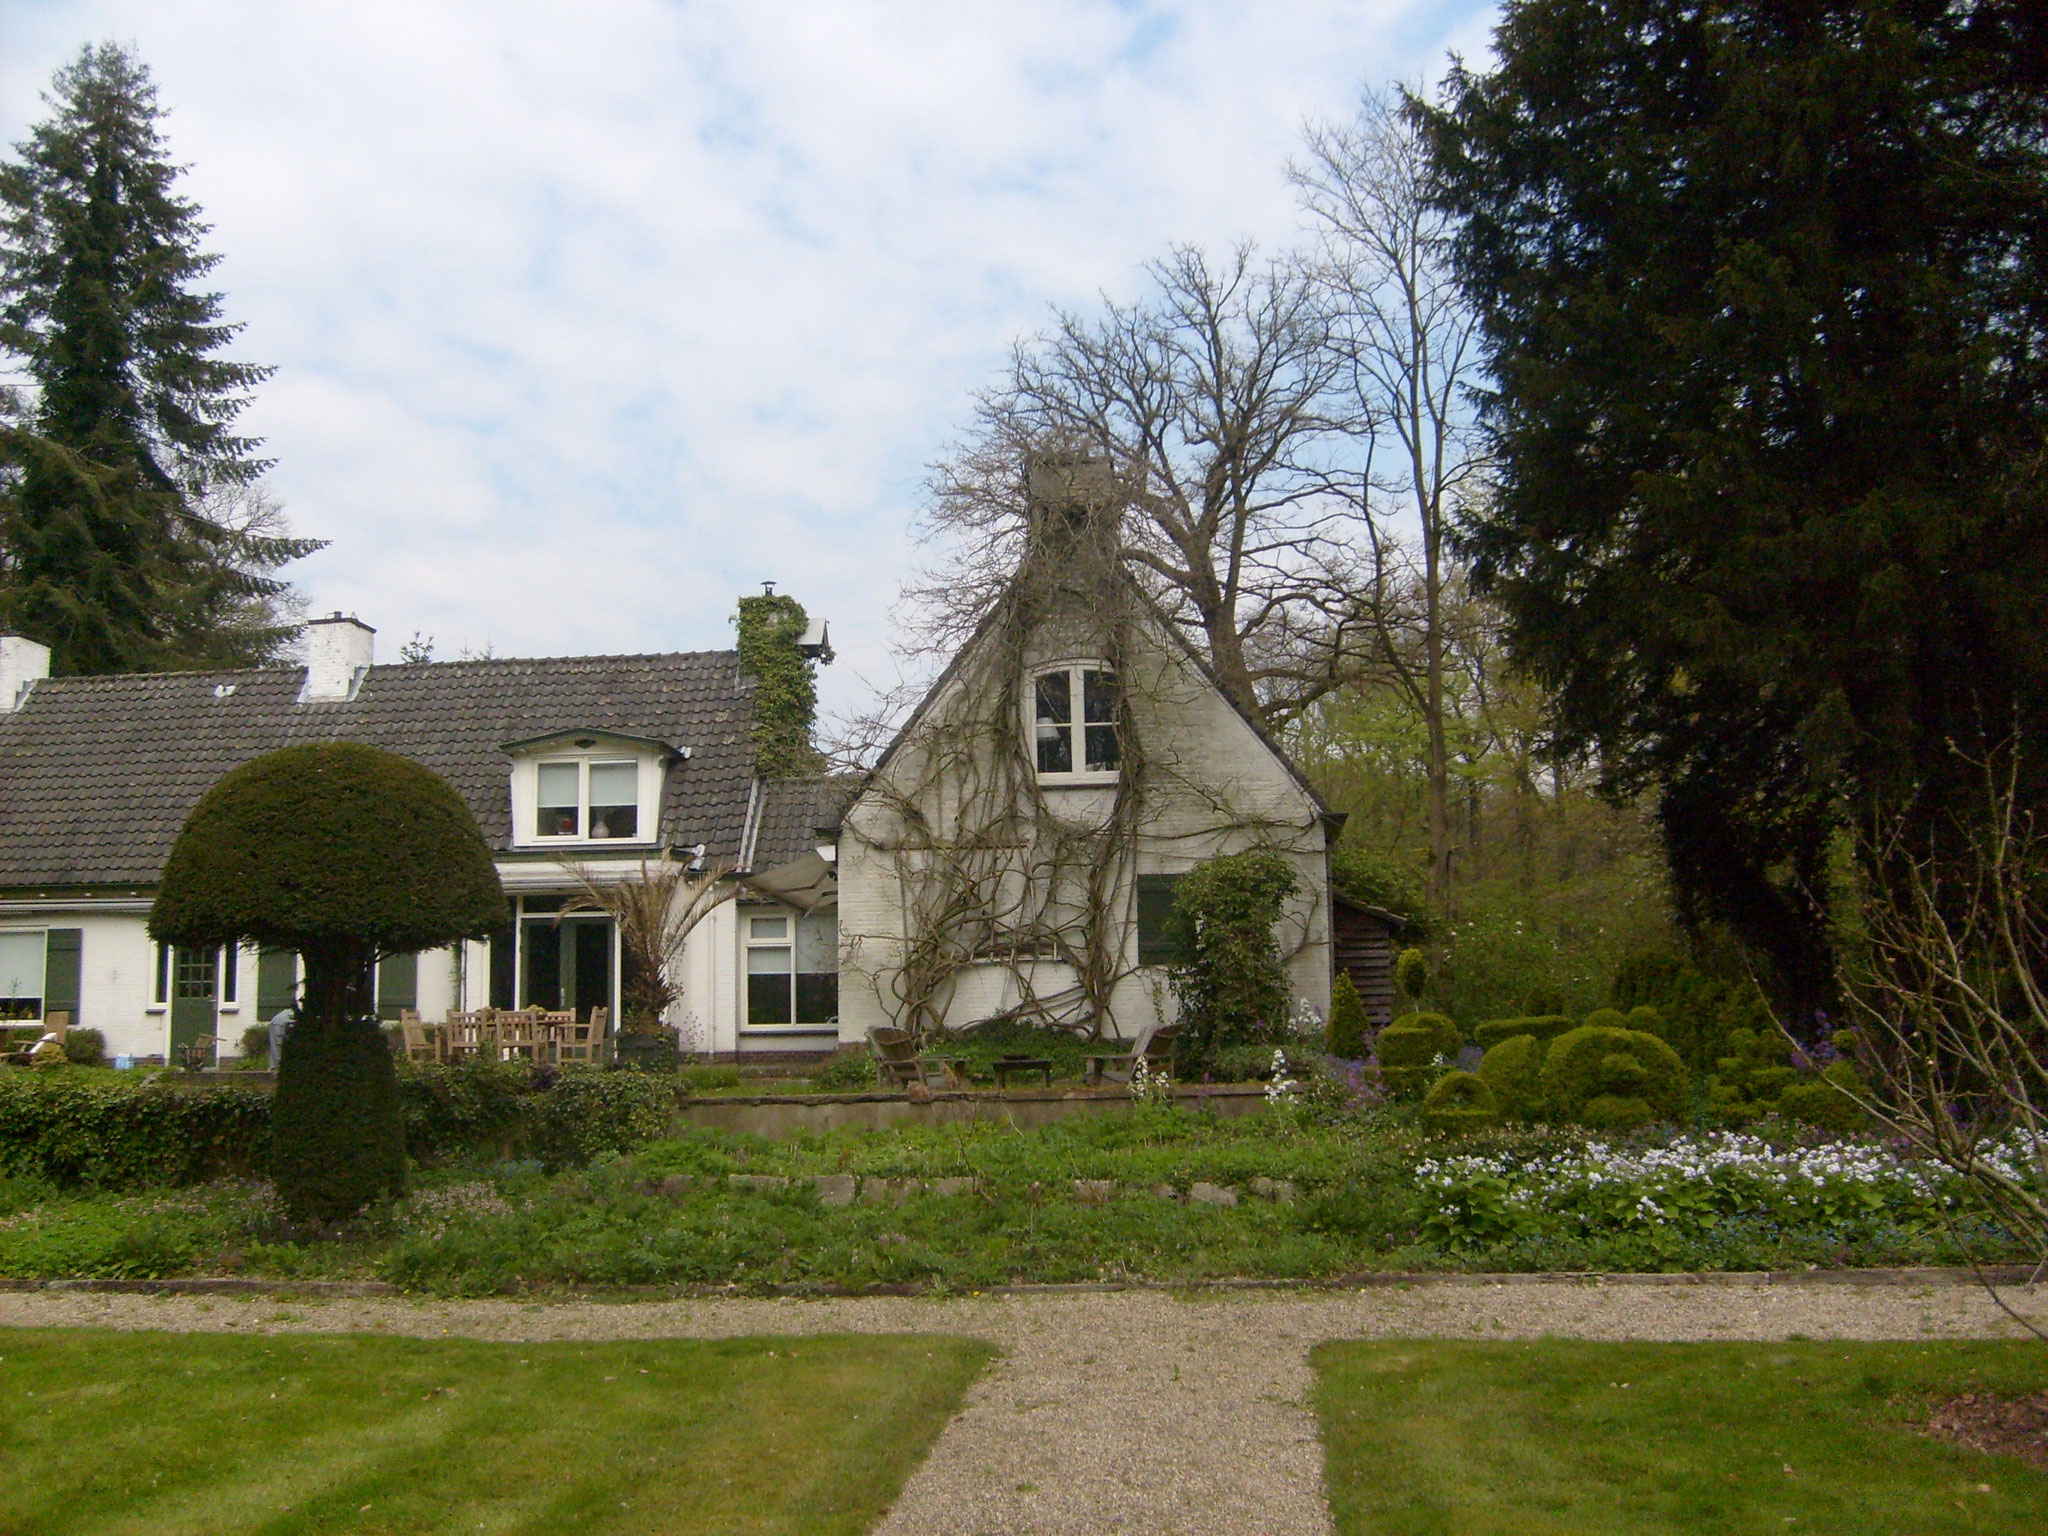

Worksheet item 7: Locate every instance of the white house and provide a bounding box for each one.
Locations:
[0,615,844,1064]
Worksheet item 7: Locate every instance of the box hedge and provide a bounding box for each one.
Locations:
[1377,1011,1461,1100]
[1476,1034,1546,1122]
[1472,1015,1575,1052]
[1539,1025,1689,1126]
[1422,1070,1498,1136]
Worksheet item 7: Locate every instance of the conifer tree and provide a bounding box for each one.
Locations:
[0,42,319,674]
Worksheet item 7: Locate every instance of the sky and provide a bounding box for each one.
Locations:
[1,1,1497,717]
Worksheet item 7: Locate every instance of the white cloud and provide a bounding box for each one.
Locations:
[0,0,1497,710]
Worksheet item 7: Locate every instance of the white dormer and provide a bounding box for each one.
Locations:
[503,730,681,849]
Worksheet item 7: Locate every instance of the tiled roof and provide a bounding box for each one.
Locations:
[0,652,756,891]
[746,776,857,872]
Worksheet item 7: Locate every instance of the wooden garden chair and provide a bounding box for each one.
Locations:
[3,1011,68,1066]
[399,1008,442,1064]
[866,1027,926,1090]
[549,1009,608,1066]
[1085,1022,1180,1085]
[495,1007,546,1063]
[440,1008,496,1062]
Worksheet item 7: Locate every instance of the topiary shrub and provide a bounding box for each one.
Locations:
[1778,1061,1870,1135]
[150,743,507,1223]
[1376,1010,1461,1100]
[1325,971,1369,1059]
[1422,1070,1498,1136]
[1477,1034,1545,1122]
[1168,849,1297,1057]
[1539,1025,1689,1126]
[0,1074,271,1187]
[523,1069,675,1170]
[62,1027,105,1066]
[1518,984,1567,1017]
[1472,1015,1576,1052]
[1580,1007,1631,1032]
[815,1050,878,1092]
[1395,947,1428,1002]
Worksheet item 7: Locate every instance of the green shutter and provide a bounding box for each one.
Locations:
[43,929,81,1022]
[1136,875,1184,966]
[256,949,298,1016]
[376,952,418,1021]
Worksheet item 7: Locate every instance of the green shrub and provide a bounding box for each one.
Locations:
[1191,1042,1288,1083]
[61,1028,105,1067]
[814,1051,878,1092]
[1472,1015,1575,1052]
[1168,850,1297,1054]
[1539,1026,1689,1126]
[1476,1034,1545,1122]
[1326,971,1369,1059]
[1606,950,1773,1076]
[1329,847,1427,925]
[1422,1071,1498,1136]
[238,1024,272,1062]
[1518,984,1567,1017]
[0,1075,269,1188]
[396,1058,530,1161]
[1580,1007,1630,1032]
[950,1019,1093,1082]
[523,1070,675,1170]
[1376,1011,1461,1100]
[1779,1062,1870,1135]
[1395,947,1428,1002]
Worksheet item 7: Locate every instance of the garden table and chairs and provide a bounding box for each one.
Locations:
[409,1007,611,1066]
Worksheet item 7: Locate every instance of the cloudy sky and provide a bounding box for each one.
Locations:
[2,1,1495,713]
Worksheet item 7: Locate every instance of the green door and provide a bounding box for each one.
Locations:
[169,946,219,1065]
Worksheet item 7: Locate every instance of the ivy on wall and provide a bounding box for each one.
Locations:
[735,593,823,778]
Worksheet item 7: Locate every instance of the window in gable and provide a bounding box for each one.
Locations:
[1034,664,1119,777]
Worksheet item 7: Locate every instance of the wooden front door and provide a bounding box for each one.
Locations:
[169,945,219,1065]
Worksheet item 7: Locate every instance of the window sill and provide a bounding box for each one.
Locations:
[740,1023,838,1035]
[145,1005,166,1015]
[1036,773,1120,789]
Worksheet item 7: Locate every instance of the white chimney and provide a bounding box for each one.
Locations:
[300,613,375,702]
[0,634,51,713]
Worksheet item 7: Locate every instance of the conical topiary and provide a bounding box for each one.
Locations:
[1326,971,1369,1059]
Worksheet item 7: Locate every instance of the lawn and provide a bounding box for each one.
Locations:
[0,1328,993,1535]
[1312,1338,2048,1535]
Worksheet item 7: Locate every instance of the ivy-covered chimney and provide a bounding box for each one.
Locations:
[735,587,827,778]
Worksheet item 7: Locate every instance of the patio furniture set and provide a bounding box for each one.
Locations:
[399,1006,611,1066]
[863,1022,1179,1092]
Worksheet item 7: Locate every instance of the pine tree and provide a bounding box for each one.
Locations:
[0,42,320,674]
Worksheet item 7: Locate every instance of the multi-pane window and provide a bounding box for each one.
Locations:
[1033,666,1119,777]
[744,909,838,1027]
[534,759,641,841]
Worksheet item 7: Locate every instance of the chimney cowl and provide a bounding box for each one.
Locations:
[300,614,375,703]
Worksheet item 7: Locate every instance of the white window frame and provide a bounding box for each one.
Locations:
[1029,662,1120,783]
[0,928,47,1022]
[524,755,652,846]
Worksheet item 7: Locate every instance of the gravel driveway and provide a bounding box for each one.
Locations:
[4,1278,2043,1535]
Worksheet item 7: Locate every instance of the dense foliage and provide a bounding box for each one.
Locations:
[1424,1,2048,1016]
[1167,849,1297,1060]
[0,1073,269,1187]
[0,42,318,673]
[734,591,824,777]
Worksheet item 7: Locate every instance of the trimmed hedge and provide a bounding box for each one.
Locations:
[1377,1011,1461,1100]
[1422,1070,1498,1136]
[1540,1025,1689,1126]
[1476,1034,1545,1122]
[0,1074,270,1188]
[0,1064,679,1191]
[1472,1015,1575,1052]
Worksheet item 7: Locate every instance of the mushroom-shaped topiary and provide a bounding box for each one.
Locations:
[150,743,507,1222]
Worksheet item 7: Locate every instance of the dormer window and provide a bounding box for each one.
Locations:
[1034,665,1119,778]
[506,730,677,849]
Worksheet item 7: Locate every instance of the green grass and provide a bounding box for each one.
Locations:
[0,1328,992,1535]
[1312,1339,2048,1535]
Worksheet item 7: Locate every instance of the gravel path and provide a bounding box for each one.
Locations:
[4,1280,2042,1535]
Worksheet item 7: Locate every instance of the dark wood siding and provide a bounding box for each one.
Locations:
[1331,897,1397,1027]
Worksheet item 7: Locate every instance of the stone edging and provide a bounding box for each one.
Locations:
[0,1265,2036,1303]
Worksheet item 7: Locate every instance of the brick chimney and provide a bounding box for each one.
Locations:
[0,634,51,713]
[299,613,375,702]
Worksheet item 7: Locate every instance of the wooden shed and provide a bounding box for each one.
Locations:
[1330,891,1402,1027]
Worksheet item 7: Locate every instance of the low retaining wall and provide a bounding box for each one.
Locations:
[676,1083,1269,1137]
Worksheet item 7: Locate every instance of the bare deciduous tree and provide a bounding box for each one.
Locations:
[911,242,1369,728]
[1831,755,2048,1332]
[1293,85,1489,911]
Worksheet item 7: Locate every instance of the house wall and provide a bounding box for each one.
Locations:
[837,614,1330,1044]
